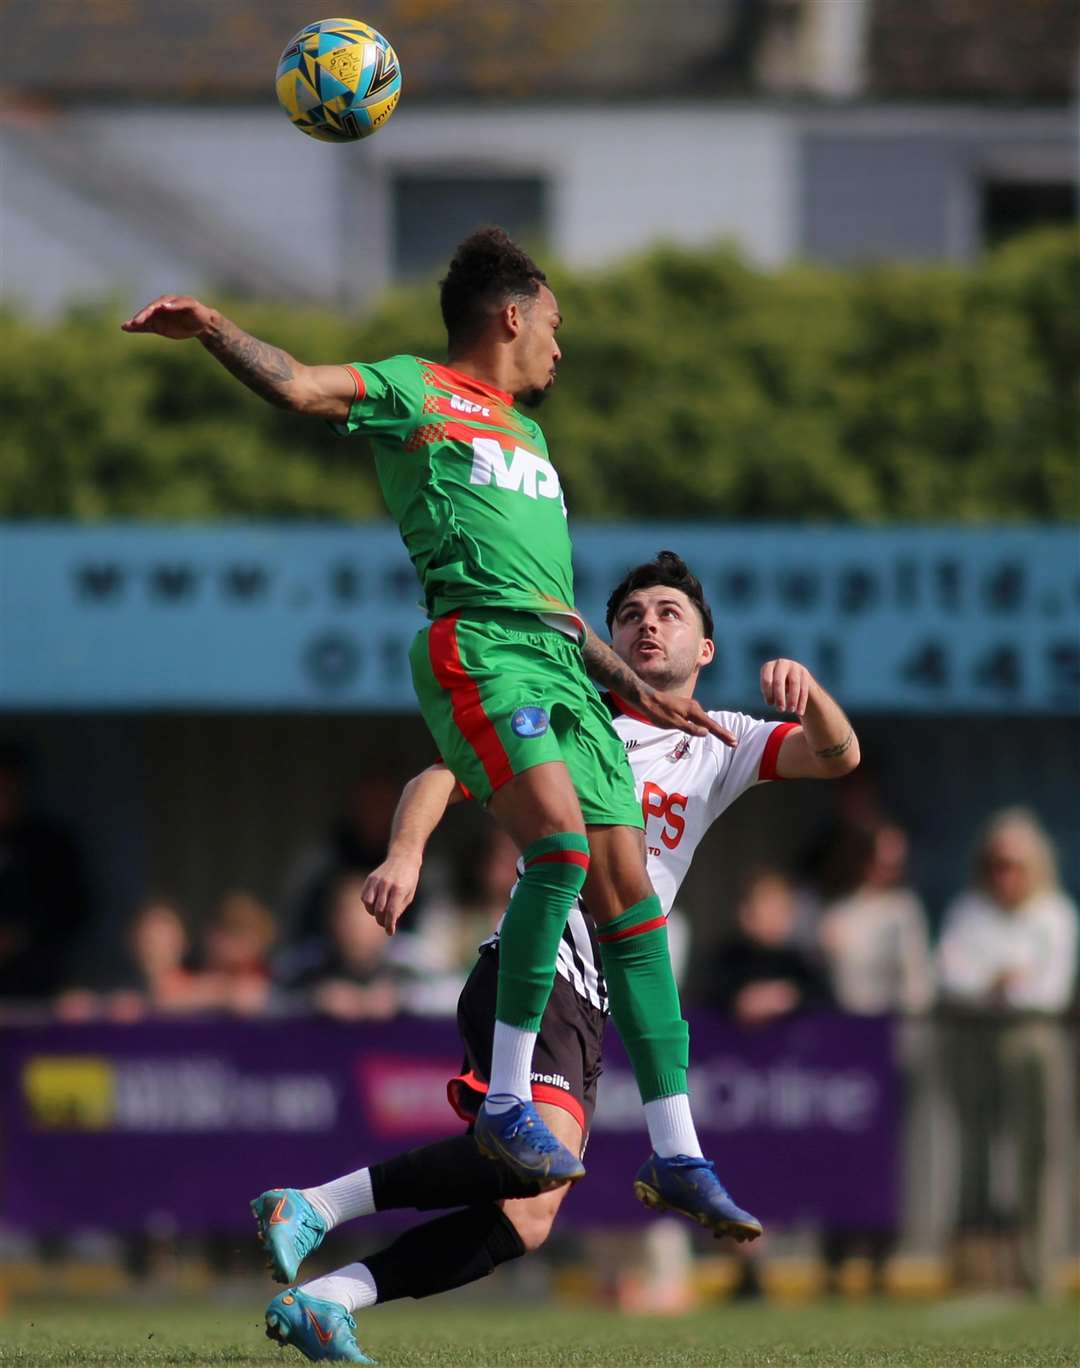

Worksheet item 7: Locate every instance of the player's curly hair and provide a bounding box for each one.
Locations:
[440,227,547,350]
[605,550,715,639]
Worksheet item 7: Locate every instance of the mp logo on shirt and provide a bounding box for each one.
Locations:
[450,394,491,418]
[511,706,549,738]
[469,437,563,504]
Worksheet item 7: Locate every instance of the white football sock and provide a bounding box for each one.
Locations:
[486,1022,537,1110]
[644,1093,704,1159]
[301,1168,375,1230]
[302,1262,378,1313]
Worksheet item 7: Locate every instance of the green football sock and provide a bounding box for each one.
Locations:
[597,895,689,1103]
[495,831,591,1032]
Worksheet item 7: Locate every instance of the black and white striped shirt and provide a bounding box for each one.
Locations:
[481,696,793,1014]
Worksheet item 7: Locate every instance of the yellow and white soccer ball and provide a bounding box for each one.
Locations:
[276,17,401,142]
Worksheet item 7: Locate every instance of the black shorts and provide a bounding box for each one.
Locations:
[446,946,605,1138]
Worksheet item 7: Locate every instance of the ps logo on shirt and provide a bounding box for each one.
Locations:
[641,781,687,850]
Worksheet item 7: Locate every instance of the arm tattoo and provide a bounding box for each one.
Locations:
[581,627,649,704]
[815,729,854,760]
[201,318,296,408]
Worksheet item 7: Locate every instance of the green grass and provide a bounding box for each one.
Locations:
[0,1296,1076,1367]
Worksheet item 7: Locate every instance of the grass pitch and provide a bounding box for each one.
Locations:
[0,1295,1075,1367]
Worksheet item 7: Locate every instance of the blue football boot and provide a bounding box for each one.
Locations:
[474,1093,586,1189]
[251,1187,328,1284]
[633,1153,763,1242]
[265,1288,374,1364]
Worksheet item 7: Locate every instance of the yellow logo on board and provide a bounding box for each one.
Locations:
[23,1056,115,1130]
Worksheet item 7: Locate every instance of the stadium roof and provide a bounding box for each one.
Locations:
[7,0,1079,103]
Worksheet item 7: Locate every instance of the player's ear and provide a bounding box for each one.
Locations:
[699,637,716,668]
[502,299,524,339]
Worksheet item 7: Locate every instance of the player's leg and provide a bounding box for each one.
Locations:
[251,1136,541,1285]
[485,759,589,1108]
[252,946,573,1285]
[409,612,592,1183]
[296,1105,581,1318]
[582,822,696,1141]
[561,688,762,1241]
[583,824,761,1241]
[262,956,596,1357]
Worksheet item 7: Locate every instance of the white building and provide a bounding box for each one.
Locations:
[2,0,1076,315]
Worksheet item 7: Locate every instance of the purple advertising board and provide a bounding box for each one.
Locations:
[0,1013,897,1233]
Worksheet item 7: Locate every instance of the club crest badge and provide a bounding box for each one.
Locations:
[511,706,549,738]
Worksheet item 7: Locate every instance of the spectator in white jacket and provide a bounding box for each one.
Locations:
[937,807,1077,1295]
[820,821,934,1016]
[937,807,1077,1013]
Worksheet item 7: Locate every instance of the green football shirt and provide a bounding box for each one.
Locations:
[332,354,583,634]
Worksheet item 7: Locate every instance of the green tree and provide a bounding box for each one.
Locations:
[0,229,1075,520]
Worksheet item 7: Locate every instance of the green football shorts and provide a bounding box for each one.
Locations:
[409,607,643,827]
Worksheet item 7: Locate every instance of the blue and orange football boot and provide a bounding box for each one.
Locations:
[265,1288,374,1364]
[633,1153,763,1242]
[474,1094,585,1190]
[251,1187,328,1284]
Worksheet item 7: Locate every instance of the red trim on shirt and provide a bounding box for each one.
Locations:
[421,360,514,408]
[343,363,366,400]
[428,613,514,794]
[442,419,540,454]
[758,722,799,781]
[609,692,655,726]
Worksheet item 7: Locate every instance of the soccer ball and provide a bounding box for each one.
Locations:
[275,17,401,142]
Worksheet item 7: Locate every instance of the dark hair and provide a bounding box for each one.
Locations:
[440,227,546,350]
[605,550,714,639]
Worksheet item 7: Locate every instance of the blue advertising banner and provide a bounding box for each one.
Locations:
[1,523,1076,712]
[0,1013,897,1233]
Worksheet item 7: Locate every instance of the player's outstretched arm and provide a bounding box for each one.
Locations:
[120,295,356,421]
[580,621,737,747]
[362,763,463,936]
[760,658,860,779]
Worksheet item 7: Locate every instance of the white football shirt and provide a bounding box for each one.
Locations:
[484,694,798,1011]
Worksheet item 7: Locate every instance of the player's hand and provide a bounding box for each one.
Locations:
[362,854,422,936]
[760,659,813,716]
[638,690,737,747]
[120,294,216,340]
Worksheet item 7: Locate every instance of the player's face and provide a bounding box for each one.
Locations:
[610,585,715,692]
[513,284,562,409]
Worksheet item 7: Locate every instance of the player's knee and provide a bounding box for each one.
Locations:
[504,1196,559,1252]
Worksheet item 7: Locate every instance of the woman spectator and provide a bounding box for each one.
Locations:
[819,822,933,1016]
[937,808,1076,1012]
[818,823,934,1292]
[937,808,1077,1296]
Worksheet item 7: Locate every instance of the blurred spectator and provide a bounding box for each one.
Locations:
[937,807,1077,1011]
[399,827,521,1014]
[281,775,404,945]
[938,808,1077,1296]
[200,891,277,1016]
[125,897,208,1013]
[276,874,401,1021]
[698,870,833,1301]
[817,822,933,1293]
[706,869,832,1027]
[819,822,933,1015]
[0,742,91,999]
[56,897,210,1022]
